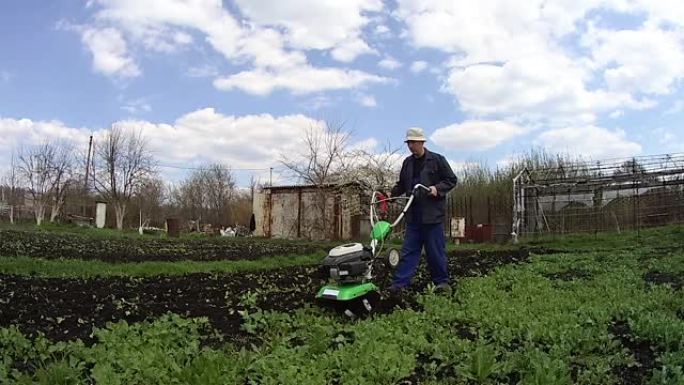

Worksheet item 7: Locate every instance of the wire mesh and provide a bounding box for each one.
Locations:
[513,153,684,240]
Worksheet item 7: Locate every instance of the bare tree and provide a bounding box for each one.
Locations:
[249,174,258,205]
[1,150,22,224]
[279,121,355,238]
[67,139,97,218]
[230,188,253,228]
[345,140,402,190]
[171,174,205,231]
[277,122,406,239]
[17,144,51,225]
[93,126,156,230]
[202,163,236,226]
[133,176,167,228]
[170,163,236,229]
[280,121,353,185]
[279,122,401,189]
[48,146,75,222]
[614,159,648,177]
[17,142,73,225]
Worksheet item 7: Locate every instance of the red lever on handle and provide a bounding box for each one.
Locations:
[376,192,389,214]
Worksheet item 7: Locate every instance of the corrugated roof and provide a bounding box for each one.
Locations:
[261,181,363,191]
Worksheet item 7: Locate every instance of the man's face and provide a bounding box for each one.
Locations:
[406,140,425,156]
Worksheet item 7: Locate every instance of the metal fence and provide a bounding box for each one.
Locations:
[447,195,512,243]
[512,153,684,240]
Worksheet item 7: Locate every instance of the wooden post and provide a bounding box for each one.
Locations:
[297,188,302,238]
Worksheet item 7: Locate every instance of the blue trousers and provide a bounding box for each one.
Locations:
[393,222,450,287]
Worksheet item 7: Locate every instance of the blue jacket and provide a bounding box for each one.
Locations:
[391,149,458,224]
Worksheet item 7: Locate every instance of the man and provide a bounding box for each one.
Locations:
[388,127,458,293]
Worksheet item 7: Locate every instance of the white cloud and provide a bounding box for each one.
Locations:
[121,109,324,171]
[155,110,390,182]
[234,0,381,57]
[344,147,405,178]
[395,0,563,65]
[393,0,683,127]
[0,111,345,184]
[173,31,193,45]
[394,1,605,122]
[186,65,219,78]
[351,137,379,152]
[0,118,90,177]
[430,120,530,151]
[374,24,391,38]
[445,50,653,124]
[446,159,482,174]
[300,95,335,111]
[585,26,684,95]
[358,95,377,107]
[79,0,386,95]
[630,0,684,29]
[0,118,86,149]
[331,39,376,63]
[237,27,307,70]
[80,27,140,78]
[0,110,339,185]
[410,61,428,73]
[536,125,642,159]
[127,25,194,53]
[214,66,389,95]
[378,56,402,70]
[120,98,152,114]
[609,110,624,119]
[91,0,243,58]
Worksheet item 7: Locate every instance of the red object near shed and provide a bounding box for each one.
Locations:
[464,224,493,243]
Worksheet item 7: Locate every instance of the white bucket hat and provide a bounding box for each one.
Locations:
[405,127,427,142]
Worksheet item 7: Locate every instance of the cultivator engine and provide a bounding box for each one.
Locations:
[316,243,380,316]
[320,243,372,283]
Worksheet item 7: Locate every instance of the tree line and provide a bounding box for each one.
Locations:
[1,121,402,232]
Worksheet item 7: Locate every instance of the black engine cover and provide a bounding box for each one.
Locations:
[320,245,373,282]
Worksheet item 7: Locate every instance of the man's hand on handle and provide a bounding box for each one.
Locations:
[389,185,437,197]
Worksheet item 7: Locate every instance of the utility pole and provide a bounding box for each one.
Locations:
[250,174,255,204]
[269,167,273,186]
[84,135,93,191]
[82,135,93,216]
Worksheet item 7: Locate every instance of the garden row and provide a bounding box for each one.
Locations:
[0,248,532,343]
[0,230,335,262]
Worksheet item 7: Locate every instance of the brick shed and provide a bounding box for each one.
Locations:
[253,183,371,240]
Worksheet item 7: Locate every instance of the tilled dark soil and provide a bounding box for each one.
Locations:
[609,319,658,385]
[544,268,593,281]
[0,248,532,343]
[0,268,315,344]
[643,271,683,290]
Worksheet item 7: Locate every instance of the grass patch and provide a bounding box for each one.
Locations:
[0,229,334,262]
[0,221,162,239]
[0,253,322,278]
[521,223,684,251]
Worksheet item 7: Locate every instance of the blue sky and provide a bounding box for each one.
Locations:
[1,0,683,186]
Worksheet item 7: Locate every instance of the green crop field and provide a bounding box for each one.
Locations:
[1,224,683,384]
